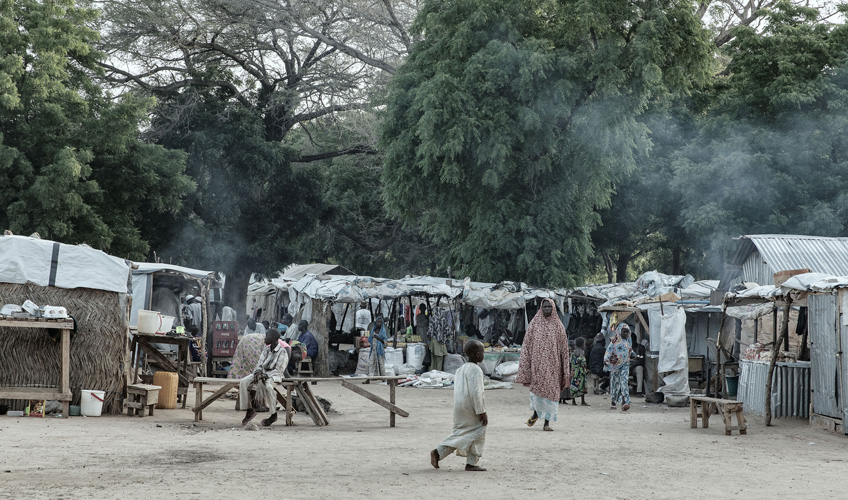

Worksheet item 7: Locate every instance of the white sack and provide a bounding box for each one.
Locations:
[406,343,426,370]
[494,361,519,378]
[442,354,465,374]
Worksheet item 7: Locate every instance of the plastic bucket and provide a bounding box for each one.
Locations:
[726,375,739,397]
[138,310,162,334]
[80,390,106,416]
[69,405,81,416]
[157,315,176,334]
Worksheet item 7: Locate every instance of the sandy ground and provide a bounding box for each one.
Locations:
[2,381,847,500]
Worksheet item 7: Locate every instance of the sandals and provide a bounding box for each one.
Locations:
[543,424,553,431]
[526,415,539,427]
[622,404,631,412]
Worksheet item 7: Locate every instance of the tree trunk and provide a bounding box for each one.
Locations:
[223,266,252,323]
[672,246,682,275]
[615,253,631,283]
[603,252,614,284]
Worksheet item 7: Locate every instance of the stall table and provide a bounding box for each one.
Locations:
[130,331,193,408]
[0,317,74,418]
[192,376,409,427]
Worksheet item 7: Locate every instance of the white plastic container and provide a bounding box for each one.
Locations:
[137,310,162,334]
[80,389,106,417]
[157,315,175,334]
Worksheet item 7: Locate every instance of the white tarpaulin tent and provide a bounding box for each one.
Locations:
[0,235,131,293]
[130,263,216,326]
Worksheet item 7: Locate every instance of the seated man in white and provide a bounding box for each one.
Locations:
[240,328,288,426]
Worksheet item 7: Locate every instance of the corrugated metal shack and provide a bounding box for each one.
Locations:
[780,273,848,433]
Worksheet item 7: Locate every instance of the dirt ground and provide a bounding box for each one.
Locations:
[2,382,847,499]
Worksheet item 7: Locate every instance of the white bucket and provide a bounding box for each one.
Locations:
[137,310,162,334]
[80,390,106,417]
[157,315,175,334]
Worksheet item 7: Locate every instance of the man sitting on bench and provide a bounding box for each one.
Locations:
[241,329,289,427]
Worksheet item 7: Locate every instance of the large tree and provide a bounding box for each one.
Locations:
[0,0,191,258]
[94,0,419,307]
[674,2,848,274]
[380,0,713,287]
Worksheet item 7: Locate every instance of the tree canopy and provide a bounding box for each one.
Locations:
[0,0,191,258]
[380,0,713,287]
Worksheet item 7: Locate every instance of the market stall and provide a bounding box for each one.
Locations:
[0,234,133,415]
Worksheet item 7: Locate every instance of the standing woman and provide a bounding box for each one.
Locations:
[365,315,388,383]
[605,324,633,411]
[515,299,571,431]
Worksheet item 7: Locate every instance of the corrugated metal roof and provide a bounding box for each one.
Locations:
[719,235,848,289]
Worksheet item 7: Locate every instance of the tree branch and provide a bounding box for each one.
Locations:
[293,144,379,162]
[283,11,397,74]
[330,221,401,252]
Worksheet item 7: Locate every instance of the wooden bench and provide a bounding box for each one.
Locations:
[126,384,161,417]
[690,396,747,436]
[191,376,409,427]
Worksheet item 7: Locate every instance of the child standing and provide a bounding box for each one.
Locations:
[430,340,488,472]
[569,337,589,406]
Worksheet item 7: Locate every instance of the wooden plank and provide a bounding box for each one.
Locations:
[390,380,396,428]
[138,342,189,386]
[285,384,293,426]
[341,380,409,417]
[690,398,698,428]
[0,319,74,329]
[191,382,238,415]
[302,383,329,425]
[294,383,325,426]
[195,382,203,421]
[0,388,72,400]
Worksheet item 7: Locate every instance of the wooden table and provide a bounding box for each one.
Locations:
[0,317,74,418]
[690,396,747,436]
[130,332,193,408]
[192,376,409,427]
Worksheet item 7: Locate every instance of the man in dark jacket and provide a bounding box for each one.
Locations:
[588,332,609,394]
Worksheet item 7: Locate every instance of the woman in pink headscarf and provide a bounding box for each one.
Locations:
[515,299,571,431]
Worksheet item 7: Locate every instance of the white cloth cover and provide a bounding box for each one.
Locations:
[0,235,130,293]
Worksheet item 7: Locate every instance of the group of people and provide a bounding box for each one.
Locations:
[230,314,321,426]
[432,298,645,472]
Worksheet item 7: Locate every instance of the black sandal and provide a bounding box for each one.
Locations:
[526,415,539,427]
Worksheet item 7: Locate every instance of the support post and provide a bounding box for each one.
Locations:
[766,298,792,426]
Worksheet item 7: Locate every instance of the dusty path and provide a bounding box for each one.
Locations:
[1,382,846,499]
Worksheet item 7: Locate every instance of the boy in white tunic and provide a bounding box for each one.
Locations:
[430,340,488,472]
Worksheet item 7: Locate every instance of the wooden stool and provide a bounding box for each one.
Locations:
[690,396,746,435]
[299,357,314,376]
[126,384,161,417]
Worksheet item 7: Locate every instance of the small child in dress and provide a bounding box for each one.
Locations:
[569,337,589,406]
[430,340,488,472]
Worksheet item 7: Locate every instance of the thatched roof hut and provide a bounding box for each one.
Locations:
[0,235,132,413]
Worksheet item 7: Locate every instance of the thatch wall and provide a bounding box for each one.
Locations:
[292,298,331,377]
[0,283,130,413]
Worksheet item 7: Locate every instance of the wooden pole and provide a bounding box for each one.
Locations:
[765,298,792,426]
[390,299,397,349]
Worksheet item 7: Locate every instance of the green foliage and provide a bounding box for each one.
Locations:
[0,0,191,258]
[673,1,848,275]
[381,0,712,287]
[147,91,322,295]
[289,116,442,278]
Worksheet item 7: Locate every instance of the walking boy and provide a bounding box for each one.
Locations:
[430,340,488,472]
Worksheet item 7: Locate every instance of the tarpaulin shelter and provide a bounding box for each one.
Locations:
[0,235,133,414]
